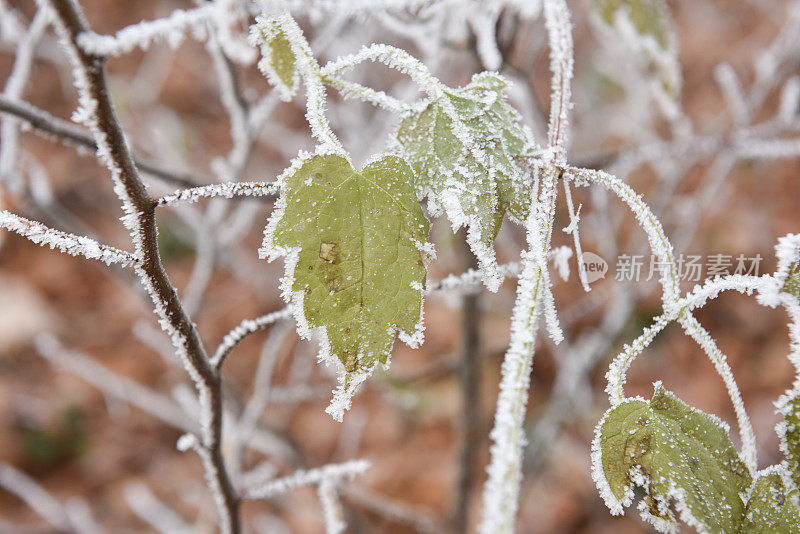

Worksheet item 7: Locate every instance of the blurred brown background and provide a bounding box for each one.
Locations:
[1,0,799,532]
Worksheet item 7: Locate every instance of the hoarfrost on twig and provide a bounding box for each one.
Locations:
[157,181,281,207]
[0,210,138,267]
[76,4,216,57]
[480,2,574,531]
[243,459,371,500]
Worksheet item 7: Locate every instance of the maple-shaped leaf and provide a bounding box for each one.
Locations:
[261,153,429,420]
[396,72,535,290]
[593,383,752,533]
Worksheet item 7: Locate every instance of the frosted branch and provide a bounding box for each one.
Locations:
[320,43,445,99]
[76,4,216,56]
[0,95,208,187]
[543,0,574,160]
[156,181,281,207]
[41,1,239,530]
[0,462,73,532]
[561,176,589,291]
[568,165,680,307]
[427,261,521,293]
[243,460,370,500]
[0,210,138,266]
[320,74,409,114]
[318,478,346,534]
[678,313,757,472]
[480,2,575,531]
[212,307,294,370]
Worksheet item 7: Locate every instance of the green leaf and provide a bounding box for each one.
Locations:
[269,31,296,91]
[593,383,752,532]
[263,153,429,396]
[777,389,800,488]
[783,262,800,298]
[396,72,534,289]
[742,470,800,533]
[592,0,679,96]
[255,21,298,100]
[593,0,669,48]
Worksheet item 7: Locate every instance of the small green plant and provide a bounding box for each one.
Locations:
[593,233,800,533]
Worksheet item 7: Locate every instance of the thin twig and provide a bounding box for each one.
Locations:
[453,237,481,532]
[242,460,370,500]
[0,209,138,266]
[42,1,239,531]
[156,180,279,207]
[341,486,441,534]
[0,94,209,187]
[212,307,294,370]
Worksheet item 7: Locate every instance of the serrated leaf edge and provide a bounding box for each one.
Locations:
[259,147,428,421]
[250,16,300,102]
[395,72,535,292]
[591,382,743,534]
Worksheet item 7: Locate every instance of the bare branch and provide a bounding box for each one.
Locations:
[0,462,73,532]
[243,460,370,500]
[212,307,294,370]
[156,181,280,207]
[41,1,239,531]
[35,334,196,433]
[0,94,209,187]
[0,209,138,266]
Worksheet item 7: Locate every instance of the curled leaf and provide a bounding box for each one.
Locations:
[396,72,535,290]
[592,383,752,533]
[252,19,298,101]
[783,262,800,298]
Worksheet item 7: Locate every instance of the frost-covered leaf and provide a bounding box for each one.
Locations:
[783,262,800,299]
[741,469,800,533]
[261,153,429,418]
[592,0,680,96]
[269,31,296,91]
[396,72,535,290]
[592,383,752,533]
[593,0,669,48]
[778,390,800,488]
[253,20,298,101]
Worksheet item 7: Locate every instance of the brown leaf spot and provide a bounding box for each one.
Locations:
[319,242,338,263]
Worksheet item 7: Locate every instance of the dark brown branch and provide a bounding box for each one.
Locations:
[0,94,208,188]
[45,1,240,532]
[453,237,482,533]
